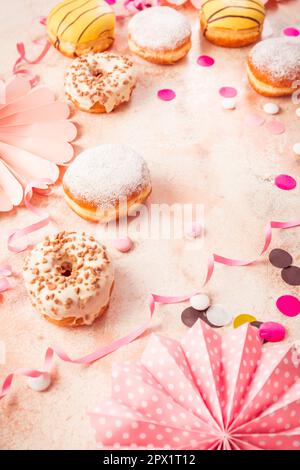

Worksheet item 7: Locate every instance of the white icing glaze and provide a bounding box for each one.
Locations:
[128,6,191,51]
[23,232,114,326]
[64,52,137,112]
[63,144,151,209]
[250,37,300,82]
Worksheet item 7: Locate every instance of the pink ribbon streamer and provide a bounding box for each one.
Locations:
[13,16,51,85]
[7,179,53,253]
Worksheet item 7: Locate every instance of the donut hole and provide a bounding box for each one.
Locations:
[60,261,73,277]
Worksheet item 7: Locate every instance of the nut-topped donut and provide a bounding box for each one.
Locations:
[64,52,137,113]
[128,6,192,64]
[23,231,114,327]
[247,37,300,97]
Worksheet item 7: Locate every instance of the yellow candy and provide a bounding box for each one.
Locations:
[47,0,115,58]
[233,314,257,329]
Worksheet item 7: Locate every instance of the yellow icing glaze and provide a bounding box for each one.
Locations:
[47,0,115,46]
[201,0,265,30]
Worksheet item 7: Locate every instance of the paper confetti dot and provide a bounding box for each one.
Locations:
[190,294,210,311]
[219,87,237,98]
[197,55,215,67]
[263,102,279,115]
[275,174,297,191]
[281,266,300,286]
[185,221,203,238]
[27,372,51,392]
[246,112,265,127]
[265,120,285,135]
[293,143,300,155]
[222,97,236,110]
[276,295,300,317]
[259,321,286,343]
[269,249,292,269]
[283,27,300,37]
[206,304,232,327]
[181,307,201,327]
[233,314,257,329]
[112,237,133,253]
[157,89,176,101]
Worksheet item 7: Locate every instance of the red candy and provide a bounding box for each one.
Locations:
[275,174,297,191]
[157,89,176,101]
[197,55,215,67]
[276,295,300,317]
[259,321,286,343]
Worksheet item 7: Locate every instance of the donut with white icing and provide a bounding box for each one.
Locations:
[247,37,300,97]
[64,52,137,113]
[63,144,152,222]
[23,231,114,327]
[128,6,192,64]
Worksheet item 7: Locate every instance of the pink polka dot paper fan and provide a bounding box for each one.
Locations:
[0,76,77,212]
[89,321,300,450]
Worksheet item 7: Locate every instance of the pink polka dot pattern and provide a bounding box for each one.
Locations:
[88,321,300,450]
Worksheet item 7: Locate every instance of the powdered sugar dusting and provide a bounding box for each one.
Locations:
[128,6,191,50]
[250,37,300,81]
[63,145,151,208]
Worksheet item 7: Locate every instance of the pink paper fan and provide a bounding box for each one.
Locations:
[0,76,76,212]
[89,321,300,450]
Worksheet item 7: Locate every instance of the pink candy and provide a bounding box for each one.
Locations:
[283,27,300,37]
[246,112,265,127]
[276,295,300,317]
[112,236,133,253]
[259,321,286,343]
[197,55,215,67]
[157,89,176,101]
[275,174,297,191]
[219,87,237,98]
[266,120,285,135]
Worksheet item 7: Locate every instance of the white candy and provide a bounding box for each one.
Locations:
[263,102,279,115]
[206,305,233,327]
[296,108,300,118]
[293,143,300,155]
[190,294,210,311]
[27,372,51,392]
[222,97,236,110]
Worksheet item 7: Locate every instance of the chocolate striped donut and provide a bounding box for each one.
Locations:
[47,0,115,58]
[200,0,265,47]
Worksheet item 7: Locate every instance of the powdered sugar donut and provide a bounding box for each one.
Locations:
[128,6,192,64]
[23,231,114,327]
[63,144,152,222]
[64,52,137,113]
[247,37,300,97]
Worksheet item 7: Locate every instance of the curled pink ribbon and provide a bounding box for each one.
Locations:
[13,16,51,85]
[7,179,53,253]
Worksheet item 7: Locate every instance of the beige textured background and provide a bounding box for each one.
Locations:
[0,0,299,449]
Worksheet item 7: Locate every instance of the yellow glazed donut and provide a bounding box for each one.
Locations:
[200,0,265,48]
[47,0,115,58]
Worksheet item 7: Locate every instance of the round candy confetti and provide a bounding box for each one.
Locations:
[190,294,210,311]
[27,372,51,392]
[206,304,232,327]
[276,295,300,317]
[219,87,237,98]
[265,120,285,135]
[292,143,300,155]
[269,248,292,268]
[185,221,203,238]
[263,102,279,115]
[157,89,176,101]
[281,266,300,286]
[112,236,133,253]
[296,108,300,118]
[197,55,215,67]
[275,174,297,191]
[246,112,265,127]
[222,97,236,110]
[259,321,286,343]
[283,27,300,37]
[233,313,257,329]
[181,307,201,328]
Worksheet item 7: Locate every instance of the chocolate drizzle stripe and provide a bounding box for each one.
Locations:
[208,14,261,26]
[76,12,112,42]
[56,0,95,35]
[207,6,265,22]
[59,6,108,40]
[48,0,81,21]
[202,0,264,9]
